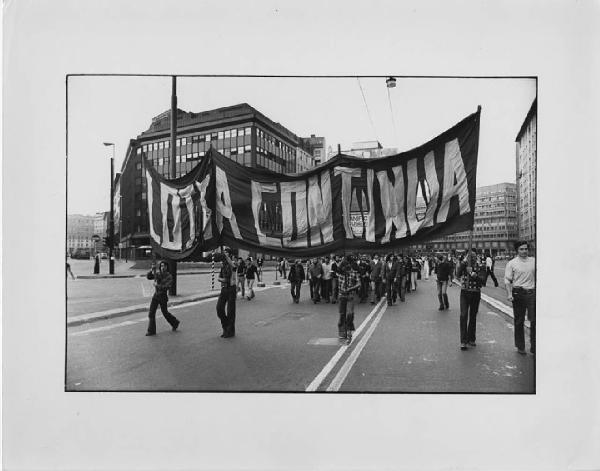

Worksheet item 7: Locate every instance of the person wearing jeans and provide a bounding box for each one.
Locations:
[505,241,536,355]
[145,261,180,336]
[456,251,486,350]
[435,254,452,310]
[216,248,237,338]
[337,256,361,343]
[287,260,305,303]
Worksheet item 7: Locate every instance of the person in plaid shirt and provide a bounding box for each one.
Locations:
[337,255,361,343]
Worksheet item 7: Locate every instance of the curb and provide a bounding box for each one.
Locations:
[67,291,221,327]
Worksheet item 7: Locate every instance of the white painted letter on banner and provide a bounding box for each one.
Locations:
[437,138,471,223]
[215,166,242,238]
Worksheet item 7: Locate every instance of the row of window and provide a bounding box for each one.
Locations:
[138,127,254,153]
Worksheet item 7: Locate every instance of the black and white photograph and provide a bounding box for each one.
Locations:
[66,75,537,393]
[3,1,599,470]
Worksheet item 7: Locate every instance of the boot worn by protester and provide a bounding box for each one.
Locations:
[443,293,449,310]
[438,294,445,311]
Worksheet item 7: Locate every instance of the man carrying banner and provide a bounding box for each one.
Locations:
[145,260,180,336]
[456,250,486,350]
[288,259,305,303]
[337,255,361,343]
[216,247,237,338]
[504,241,536,355]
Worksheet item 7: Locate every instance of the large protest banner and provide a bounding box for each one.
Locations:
[145,108,480,259]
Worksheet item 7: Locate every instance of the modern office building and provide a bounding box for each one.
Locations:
[67,214,96,255]
[117,103,320,259]
[411,182,518,255]
[515,98,537,246]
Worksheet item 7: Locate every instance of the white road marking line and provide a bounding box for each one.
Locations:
[306,298,386,392]
[70,287,277,336]
[326,303,388,391]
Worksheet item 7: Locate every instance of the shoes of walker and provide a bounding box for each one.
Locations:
[460,343,468,350]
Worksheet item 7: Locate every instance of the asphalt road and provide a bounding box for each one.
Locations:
[66,273,534,393]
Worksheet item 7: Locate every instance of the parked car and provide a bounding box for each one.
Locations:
[71,249,91,259]
[99,252,108,259]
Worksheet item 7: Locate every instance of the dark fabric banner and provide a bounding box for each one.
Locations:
[145,108,480,259]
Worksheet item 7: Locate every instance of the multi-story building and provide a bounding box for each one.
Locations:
[67,214,96,255]
[411,183,518,256]
[342,141,398,159]
[117,103,320,259]
[515,98,537,246]
[298,134,326,165]
[93,211,109,239]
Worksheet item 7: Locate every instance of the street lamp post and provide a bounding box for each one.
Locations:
[103,142,115,275]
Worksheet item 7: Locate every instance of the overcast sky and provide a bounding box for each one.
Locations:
[68,75,535,215]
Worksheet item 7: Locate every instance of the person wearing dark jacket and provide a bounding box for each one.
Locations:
[216,247,237,338]
[236,257,246,298]
[337,256,361,343]
[287,260,305,303]
[145,260,180,336]
[308,258,323,303]
[436,255,452,310]
[456,251,487,350]
[382,254,399,306]
[369,254,383,304]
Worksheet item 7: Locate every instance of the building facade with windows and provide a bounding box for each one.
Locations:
[298,134,326,165]
[67,214,96,255]
[411,182,518,256]
[117,103,320,259]
[515,98,536,246]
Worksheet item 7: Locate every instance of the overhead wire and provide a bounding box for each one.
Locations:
[356,77,380,146]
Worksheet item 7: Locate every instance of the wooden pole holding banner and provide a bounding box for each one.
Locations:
[168,76,178,295]
[467,106,481,270]
[211,251,215,291]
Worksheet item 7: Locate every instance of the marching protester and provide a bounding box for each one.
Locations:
[66,261,75,280]
[216,247,236,338]
[245,257,258,300]
[145,260,180,336]
[330,255,340,304]
[257,257,263,282]
[396,254,407,302]
[504,241,536,355]
[236,256,246,298]
[410,257,420,291]
[337,255,361,343]
[321,256,333,303]
[423,256,430,280]
[358,255,371,303]
[383,254,399,306]
[279,258,288,279]
[288,259,305,303]
[308,257,323,303]
[436,254,452,310]
[484,251,499,287]
[456,249,486,350]
[370,254,383,304]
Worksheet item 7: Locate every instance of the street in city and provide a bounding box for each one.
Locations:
[66,262,534,393]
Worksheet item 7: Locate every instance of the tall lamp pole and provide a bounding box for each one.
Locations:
[103,142,115,275]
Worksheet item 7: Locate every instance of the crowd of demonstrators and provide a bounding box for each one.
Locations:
[505,241,535,355]
[137,246,532,355]
[145,260,180,336]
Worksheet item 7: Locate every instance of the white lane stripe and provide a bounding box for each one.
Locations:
[326,303,387,392]
[305,298,386,392]
[69,287,277,336]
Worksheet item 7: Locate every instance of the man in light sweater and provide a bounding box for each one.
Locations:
[505,241,536,355]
